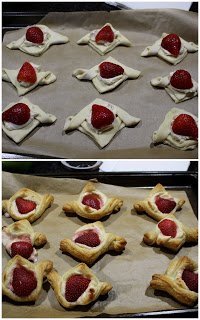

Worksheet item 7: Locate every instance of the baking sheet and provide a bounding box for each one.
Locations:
[2,172,198,317]
[2,9,198,159]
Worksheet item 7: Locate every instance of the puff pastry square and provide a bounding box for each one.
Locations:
[152,108,198,151]
[150,256,198,306]
[2,255,53,302]
[2,62,56,96]
[47,262,112,308]
[77,23,131,55]
[2,188,54,223]
[63,182,123,220]
[64,98,140,148]
[141,33,198,65]
[60,221,127,265]
[134,183,185,221]
[2,97,57,144]
[73,56,141,93]
[2,219,47,262]
[6,24,69,56]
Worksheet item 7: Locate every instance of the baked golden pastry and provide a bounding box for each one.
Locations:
[47,262,112,308]
[150,256,198,306]
[143,217,198,252]
[2,255,53,302]
[134,183,185,221]
[63,182,123,220]
[2,188,54,223]
[60,221,127,265]
[2,219,47,262]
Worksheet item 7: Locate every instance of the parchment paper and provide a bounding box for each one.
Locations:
[2,172,198,317]
[2,9,198,159]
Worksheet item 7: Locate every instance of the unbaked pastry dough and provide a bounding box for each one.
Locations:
[143,217,198,252]
[2,255,53,302]
[47,262,112,308]
[2,97,57,143]
[2,188,54,223]
[2,219,47,262]
[153,108,198,151]
[63,98,140,148]
[141,33,198,65]
[2,62,56,96]
[150,256,198,306]
[6,24,69,56]
[60,221,127,265]
[63,182,123,220]
[72,56,141,93]
[77,23,131,55]
[134,183,185,221]
[151,71,198,103]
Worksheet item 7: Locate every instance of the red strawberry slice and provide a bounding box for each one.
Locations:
[16,197,37,214]
[26,26,44,44]
[91,104,114,130]
[82,192,102,209]
[182,269,198,293]
[75,230,101,247]
[17,62,37,84]
[161,33,181,57]
[65,274,91,302]
[172,114,198,139]
[2,103,30,125]
[170,70,193,89]
[99,62,124,79]
[155,195,176,213]
[158,219,177,238]
[12,265,37,297]
[11,241,33,259]
[95,25,114,44]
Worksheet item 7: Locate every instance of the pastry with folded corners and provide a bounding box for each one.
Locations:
[63,182,123,220]
[143,217,198,252]
[2,219,47,262]
[2,188,54,223]
[2,255,53,302]
[134,183,185,221]
[150,256,198,306]
[47,262,112,308]
[60,221,127,265]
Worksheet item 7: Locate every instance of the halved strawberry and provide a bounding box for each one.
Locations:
[158,219,177,238]
[2,103,30,125]
[82,193,102,209]
[182,269,198,292]
[65,274,91,302]
[161,33,181,57]
[12,265,37,297]
[17,62,37,84]
[155,195,176,213]
[91,104,114,130]
[16,197,37,214]
[95,25,114,44]
[11,241,33,259]
[170,70,193,89]
[99,62,124,79]
[75,230,101,247]
[172,114,198,139]
[26,26,44,44]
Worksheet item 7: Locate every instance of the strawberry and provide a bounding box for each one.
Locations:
[75,230,101,247]
[17,62,37,84]
[158,219,177,238]
[172,114,198,139]
[182,269,198,293]
[2,103,30,125]
[95,25,114,44]
[155,195,176,213]
[170,70,193,89]
[26,26,44,44]
[16,197,37,214]
[12,265,37,297]
[91,104,114,130]
[99,61,124,79]
[161,33,181,57]
[65,274,91,302]
[11,241,33,259]
[82,193,102,209]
